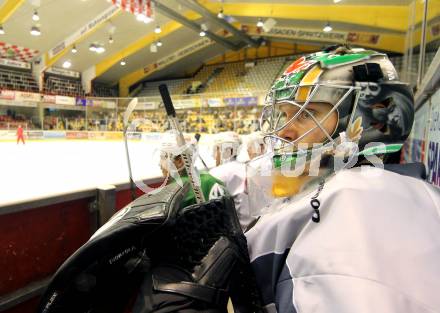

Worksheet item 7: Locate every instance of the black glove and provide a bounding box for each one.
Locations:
[132,237,241,313]
[132,196,262,313]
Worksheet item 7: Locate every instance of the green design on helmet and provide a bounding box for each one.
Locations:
[316,50,380,68]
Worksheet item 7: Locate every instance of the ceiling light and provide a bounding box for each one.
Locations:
[156,40,162,47]
[323,22,332,32]
[109,36,114,44]
[256,18,264,28]
[89,43,97,52]
[120,60,126,66]
[217,9,224,19]
[199,30,206,37]
[0,25,4,35]
[32,10,40,22]
[71,45,77,53]
[136,14,146,22]
[30,26,41,36]
[155,25,161,34]
[96,46,105,54]
[333,0,342,2]
[62,60,71,69]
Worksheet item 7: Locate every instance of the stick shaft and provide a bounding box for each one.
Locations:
[159,84,205,203]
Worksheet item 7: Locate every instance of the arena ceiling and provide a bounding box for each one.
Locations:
[0,0,438,95]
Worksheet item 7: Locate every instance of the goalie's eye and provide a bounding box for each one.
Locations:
[298,110,316,120]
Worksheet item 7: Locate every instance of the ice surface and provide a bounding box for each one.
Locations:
[0,139,217,207]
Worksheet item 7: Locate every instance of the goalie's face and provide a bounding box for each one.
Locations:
[260,102,339,199]
[276,102,338,146]
[160,153,184,177]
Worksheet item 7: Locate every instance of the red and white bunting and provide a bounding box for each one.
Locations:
[112,0,152,17]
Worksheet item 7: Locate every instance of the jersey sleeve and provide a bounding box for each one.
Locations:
[179,172,227,208]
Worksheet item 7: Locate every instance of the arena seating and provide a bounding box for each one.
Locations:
[135,52,435,98]
[0,68,39,92]
[136,56,292,97]
[390,51,436,83]
[238,57,289,91]
[91,82,118,97]
[137,78,190,97]
[44,75,85,97]
[0,111,33,130]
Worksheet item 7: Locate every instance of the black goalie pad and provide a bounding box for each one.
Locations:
[37,182,261,313]
[37,183,189,313]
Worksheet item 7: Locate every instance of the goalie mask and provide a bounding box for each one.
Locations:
[248,47,414,215]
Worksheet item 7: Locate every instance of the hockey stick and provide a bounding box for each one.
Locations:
[159,84,205,204]
[123,97,138,201]
[194,133,209,170]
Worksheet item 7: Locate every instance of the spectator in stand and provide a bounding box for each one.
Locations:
[16,125,25,145]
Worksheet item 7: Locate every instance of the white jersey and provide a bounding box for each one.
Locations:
[209,160,254,230]
[246,167,440,313]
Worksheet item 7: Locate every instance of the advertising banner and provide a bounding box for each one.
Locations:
[0,90,15,100]
[102,100,117,109]
[88,132,107,140]
[0,58,31,70]
[224,96,258,106]
[0,131,16,140]
[143,38,213,76]
[76,98,87,106]
[43,131,66,139]
[174,98,201,109]
[55,95,76,106]
[49,5,120,59]
[136,101,159,110]
[89,99,116,109]
[206,98,223,107]
[66,131,88,139]
[105,132,123,140]
[127,133,142,140]
[75,98,94,106]
[28,131,44,140]
[243,24,398,51]
[46,67,80,78]
[42,94,56,103]
[14,91,41,102]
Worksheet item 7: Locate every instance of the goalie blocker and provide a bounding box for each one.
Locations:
[37,182,262,313]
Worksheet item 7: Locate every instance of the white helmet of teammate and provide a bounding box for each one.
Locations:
[212,131,242,166]
[244,131,265,160]
[159,132,196,176]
